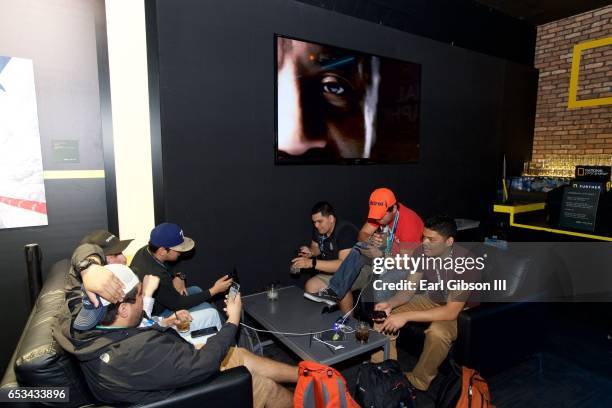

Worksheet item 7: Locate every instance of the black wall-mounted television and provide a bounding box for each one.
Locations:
[275,34,421,164]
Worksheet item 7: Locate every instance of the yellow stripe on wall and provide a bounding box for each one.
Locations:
[43,170,105,179]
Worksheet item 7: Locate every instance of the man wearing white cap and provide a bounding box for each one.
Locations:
[73,265,192,337]
[54,264,298,407]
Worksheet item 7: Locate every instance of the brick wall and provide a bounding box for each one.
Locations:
[532,5,612,160]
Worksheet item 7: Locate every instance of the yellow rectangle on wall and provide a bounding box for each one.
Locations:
[568,36,612,109]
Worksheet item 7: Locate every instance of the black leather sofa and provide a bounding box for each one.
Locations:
[392,246,572,377]
[1,259,253,407]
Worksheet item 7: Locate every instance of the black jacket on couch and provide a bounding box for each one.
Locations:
[0,259,253,407]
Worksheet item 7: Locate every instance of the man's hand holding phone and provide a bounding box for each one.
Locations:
[369,232,384,248]
[373,302,392,322]
[210,275,233,296]
[224,288,242,326]
[298,246,312,258]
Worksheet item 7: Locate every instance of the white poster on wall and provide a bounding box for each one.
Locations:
[0,56,48,229]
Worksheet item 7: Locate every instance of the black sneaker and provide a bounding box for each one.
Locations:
[303,288,340,306]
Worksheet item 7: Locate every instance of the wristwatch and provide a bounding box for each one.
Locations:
[76,257,100,274]
[173,271,186,280]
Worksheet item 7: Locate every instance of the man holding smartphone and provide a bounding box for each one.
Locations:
[130,223,232,332]
[370,215,480,392]
[304,188,424,309]
[292,201,358,312]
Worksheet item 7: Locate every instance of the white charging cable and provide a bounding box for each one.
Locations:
[239,322,335,337]
[337,268,377,325]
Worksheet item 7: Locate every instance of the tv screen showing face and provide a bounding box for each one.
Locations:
[276,35,421,164]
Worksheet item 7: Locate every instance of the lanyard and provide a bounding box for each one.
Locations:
[317,234,327,257]
[146,248,172,278]
[434,247,454,300]
[384,210,400,256]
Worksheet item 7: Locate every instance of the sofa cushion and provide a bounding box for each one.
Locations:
[10,259,95,407]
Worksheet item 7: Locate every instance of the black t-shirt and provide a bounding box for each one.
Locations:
[130,246,211,315]
[311,219,358,261]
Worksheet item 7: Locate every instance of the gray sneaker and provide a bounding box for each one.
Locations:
[303,288,340,306]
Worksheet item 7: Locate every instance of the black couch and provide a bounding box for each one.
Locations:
[390,246,572,377]
[0,259,253,407]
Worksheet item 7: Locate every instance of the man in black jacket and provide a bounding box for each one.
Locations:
[54,264,297,407]
[130,222,232,332]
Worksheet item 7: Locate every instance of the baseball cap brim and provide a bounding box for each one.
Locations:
[170,236,195,252]
[73,293,107,331]
[368,206,387,220]
[103,239,133,255]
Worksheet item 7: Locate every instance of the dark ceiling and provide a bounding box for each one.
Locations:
[475,0,611,25]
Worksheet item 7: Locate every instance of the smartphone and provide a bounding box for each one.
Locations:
[191,326,218,338]
[370,310,387,321]
[230,268,239,283]
[229,282,240,300]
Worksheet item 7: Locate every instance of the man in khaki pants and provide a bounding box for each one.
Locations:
[371,215,480,391]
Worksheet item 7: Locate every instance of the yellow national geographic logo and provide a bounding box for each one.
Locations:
[568,37,612,109]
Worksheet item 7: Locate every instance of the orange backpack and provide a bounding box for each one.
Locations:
[294,361,360,408]
[456,367,494,408]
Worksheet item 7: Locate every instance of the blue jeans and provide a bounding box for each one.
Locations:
[327,244,369,298]
[160,286,222,330]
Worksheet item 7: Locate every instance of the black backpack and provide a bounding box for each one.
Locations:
[354,360,415,408]
[435,360,462,408]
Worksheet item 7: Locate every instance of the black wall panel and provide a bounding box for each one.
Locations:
[148,0,538,295]
[296,0,536,65]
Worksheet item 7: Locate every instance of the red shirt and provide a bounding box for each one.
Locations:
[371,203,424,251]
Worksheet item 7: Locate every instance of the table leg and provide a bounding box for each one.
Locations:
[383,339,390,360]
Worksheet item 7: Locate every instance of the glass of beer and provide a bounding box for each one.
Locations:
[176,315,190,333]
[355,321,370,344]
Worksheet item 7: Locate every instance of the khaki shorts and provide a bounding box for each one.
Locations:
[313,264,372,292]
[220,347,281,408]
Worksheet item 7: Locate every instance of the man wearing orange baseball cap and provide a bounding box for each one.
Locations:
[305,187,424,308]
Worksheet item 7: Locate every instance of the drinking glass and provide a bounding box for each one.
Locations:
[267,283,279,301]
[355,321,370,344]
[176,316,190,333]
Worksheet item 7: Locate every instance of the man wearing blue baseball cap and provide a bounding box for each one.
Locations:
[130,223,232,332]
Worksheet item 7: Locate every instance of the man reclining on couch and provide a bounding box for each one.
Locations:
[54,263,298,407]
[74,230,202,341]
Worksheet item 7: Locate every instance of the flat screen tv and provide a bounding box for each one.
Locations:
[275,35,421,164]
